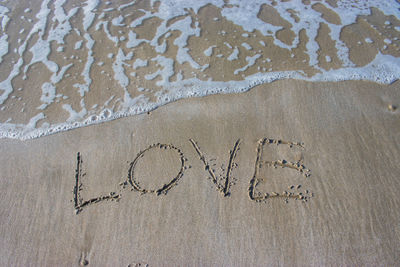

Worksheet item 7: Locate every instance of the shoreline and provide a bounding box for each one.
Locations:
[1,79,399,265]
[1,0,400,141]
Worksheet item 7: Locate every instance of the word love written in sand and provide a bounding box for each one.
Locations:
[73,138,312,214]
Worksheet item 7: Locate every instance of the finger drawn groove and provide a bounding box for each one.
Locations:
[248,138,313,203]
[127,143,186,195]
[73,152,121,214]
[189,138,241,196]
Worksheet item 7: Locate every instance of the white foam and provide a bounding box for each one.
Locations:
[204,45,216,57]
[50,0,79,44]
[38,82,56,109]
[51,63,73,84]
[118,1,136,11]
[155,40,167,54]
[74,40,83,50]
[0,35,8,63]
[112,15,125,26]
[0,5,10,31]
[172,16,202,69]
[227,47,239,61]
[133,58,148,69]
[73,33,95,97]
[113,48,133,88]
[26,38,58,73]
[234,54,261,75]
[241,42,252,50]
[325,55,332,63]
[63,99,87,122]
[126,30,148,48]
[224,42,232,49]
[384,39,392,44]
[0,5,9,64]
[145,55,174,86]
[27,113,45,129]
[82,0,99,31]
[310,53,400,84]
[97,21,119,44]
[365,38,374,44]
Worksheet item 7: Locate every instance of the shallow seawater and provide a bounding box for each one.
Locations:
[0,0,399,139]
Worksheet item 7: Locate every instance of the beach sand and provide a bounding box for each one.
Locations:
[1,0,400,265]
[1,79,400,265]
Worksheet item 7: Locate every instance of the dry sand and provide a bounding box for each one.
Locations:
[1,79,400,266]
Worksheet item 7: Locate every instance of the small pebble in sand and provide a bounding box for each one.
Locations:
[388,104,397,112]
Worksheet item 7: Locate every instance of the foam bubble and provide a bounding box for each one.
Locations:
[227,47,239,61]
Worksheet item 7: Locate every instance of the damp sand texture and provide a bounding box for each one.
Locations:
[1,0,400,266]
[0,0,400,139]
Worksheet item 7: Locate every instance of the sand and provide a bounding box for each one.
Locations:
[1,0,400,265]
[1,79,400,266]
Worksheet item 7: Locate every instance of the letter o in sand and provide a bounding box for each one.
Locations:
[128,143,186,195]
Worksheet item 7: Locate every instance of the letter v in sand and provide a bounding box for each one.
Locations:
[189,139,241,197]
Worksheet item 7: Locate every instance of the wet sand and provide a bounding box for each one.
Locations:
[1,0,400,265]
[1,79,400,266]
